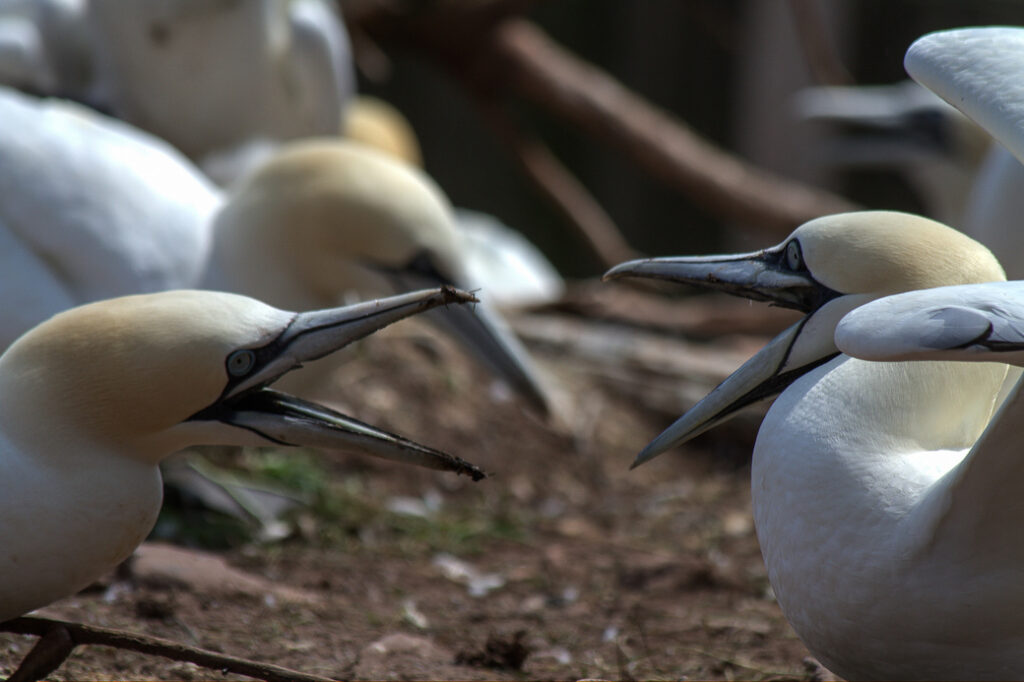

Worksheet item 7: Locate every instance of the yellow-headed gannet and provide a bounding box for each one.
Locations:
[605,210,1021,679]
[0,287,483,623]
[205,140,554,416]
[0,85,220,349]
[86,0,353,163]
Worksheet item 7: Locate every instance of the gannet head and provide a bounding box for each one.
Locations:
[0,288,484,479]
[342,96,423,167]
[211,139,463,311]
[210,139,552,417]
[604,210,1005,466]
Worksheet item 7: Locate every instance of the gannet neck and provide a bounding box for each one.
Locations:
[754,355,1011,679]
[208,140,464,311]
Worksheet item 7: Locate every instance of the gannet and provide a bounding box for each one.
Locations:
[0,287,483,623]
[205,140,554,415]
[0,84,220,349]
[86,0,354,162]
[0,98,551,413]
[0,0,91,99]
[796,80,989,227]
[605,210,1023,680]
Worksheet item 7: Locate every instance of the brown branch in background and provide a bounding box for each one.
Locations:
[1,616,335,682]
[344,1,861,240]
[480,101,639,268]
[788,0,854,86]
[485,20,858,238]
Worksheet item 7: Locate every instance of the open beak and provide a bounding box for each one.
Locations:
[191,287,487,481]
[605,249,842,468]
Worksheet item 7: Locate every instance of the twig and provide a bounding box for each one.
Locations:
[479,100,639,268]
[0,616,335,682]
[788,0,853,86]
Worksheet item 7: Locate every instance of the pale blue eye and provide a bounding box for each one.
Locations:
[785,241,803,271]
[227,349,256,377]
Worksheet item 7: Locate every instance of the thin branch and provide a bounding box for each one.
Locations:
[479,101,639,268]
[788,0,853,86]
[0,616,335,682]
[486,19,858,237]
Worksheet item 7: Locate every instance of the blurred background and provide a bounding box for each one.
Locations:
[5,1,1024,679]
[353,0,1024,273]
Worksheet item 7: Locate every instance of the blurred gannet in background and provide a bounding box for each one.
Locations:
[796,80,990,227]
[205,140,555,415]
[0,0,91,99]
[0,93,552,414]
[0,85,220,349]
[605,210,1024,679]
[342,95,424,169]
[0,287,483,623]
[86,0,354,167]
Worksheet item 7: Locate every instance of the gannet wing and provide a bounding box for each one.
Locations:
[0,86,219,301]
[836,281,1024,567]
[835,281,1024,364]
[906,27,1024,164]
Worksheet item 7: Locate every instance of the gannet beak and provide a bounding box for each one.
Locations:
[189,287,487,480]
[382,264,551,416]
[630,320,835,467]
[605,249,842,467]
[603,244,838,313]
[429,301,550,415]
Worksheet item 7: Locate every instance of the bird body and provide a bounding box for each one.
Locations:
[0,287,483,622]
[605,210,1024,679]
[87,0,354,162]
[0,85,220,348]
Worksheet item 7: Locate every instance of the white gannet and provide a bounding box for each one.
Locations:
[605,210,1022,680]
[0,286,483,623]
[796,80,990,227]
[205,139,554,416]
[86,0,354,162]
[0,85,220,349]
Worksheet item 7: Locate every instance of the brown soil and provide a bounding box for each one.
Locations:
[0,287,833,681]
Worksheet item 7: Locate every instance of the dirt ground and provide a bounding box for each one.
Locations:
[0,284,835,681]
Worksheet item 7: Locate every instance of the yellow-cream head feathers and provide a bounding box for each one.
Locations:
[211,139,463,310]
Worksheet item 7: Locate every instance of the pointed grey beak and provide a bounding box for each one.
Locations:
[605,248,845,468]
[383,262,552,417]
[191,287,487,480]
[604,245,838,314]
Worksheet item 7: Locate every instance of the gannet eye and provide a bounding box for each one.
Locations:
[785,240,804,271]
[227,349,256,377]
